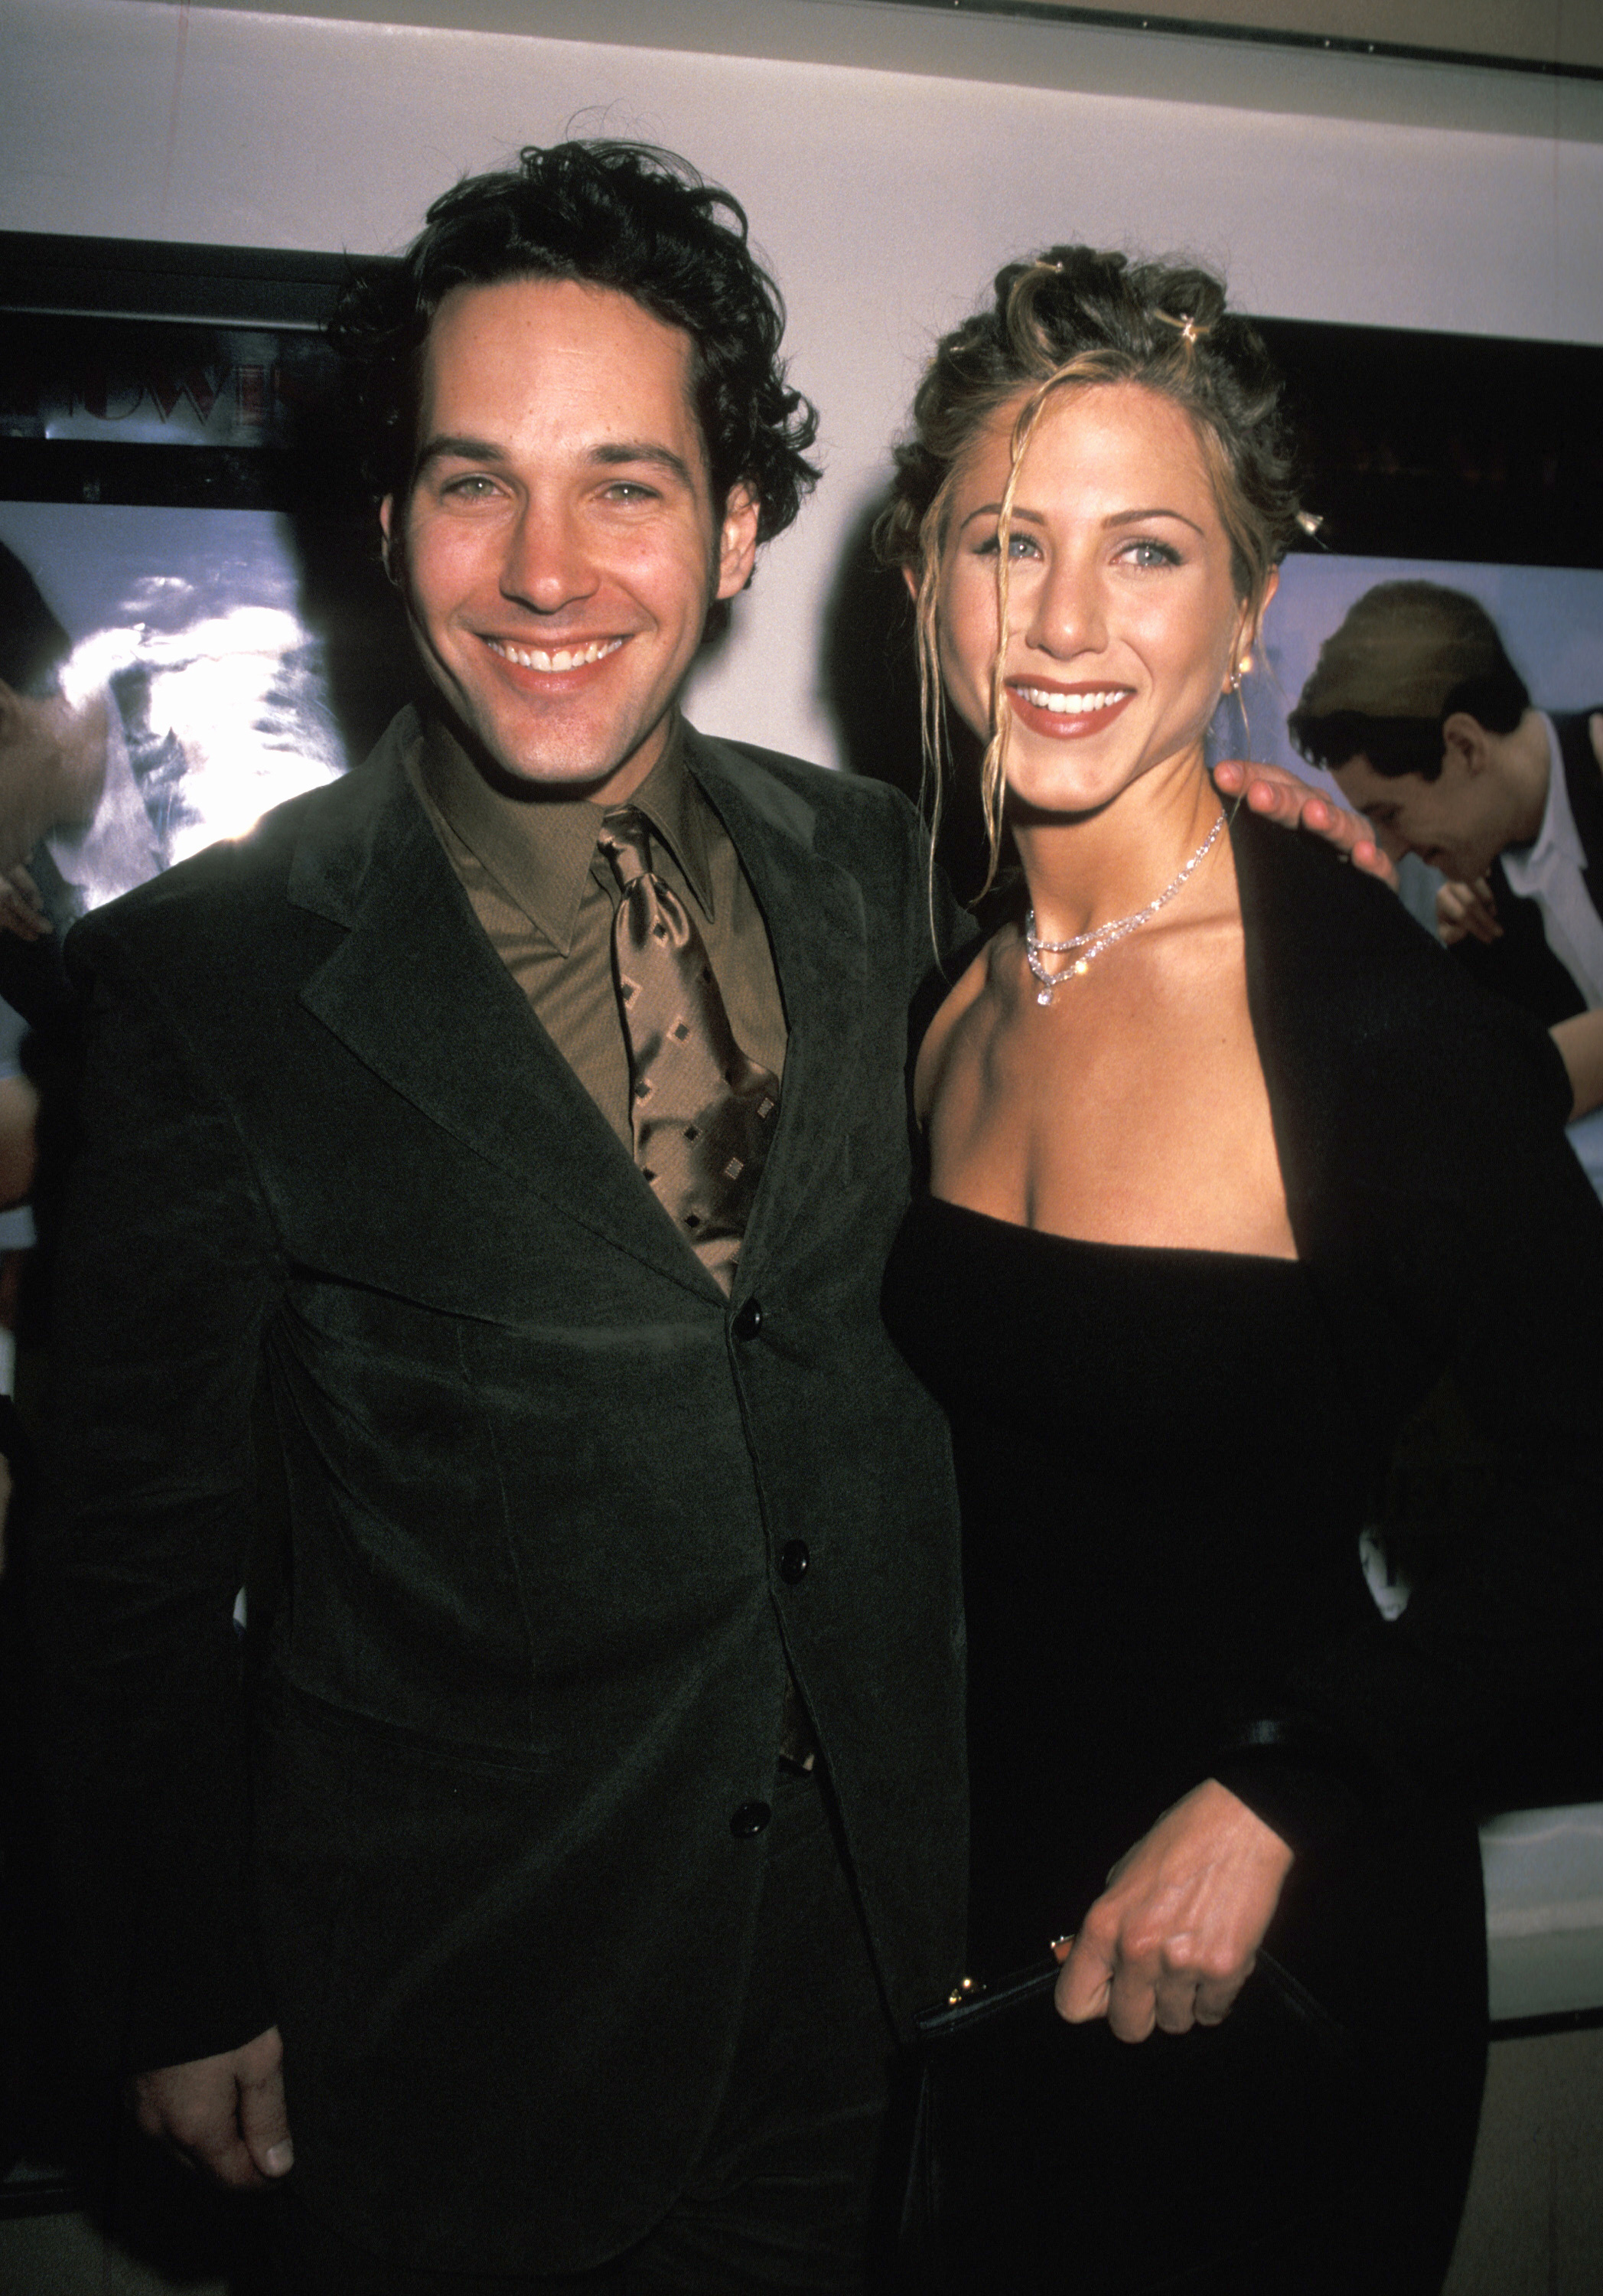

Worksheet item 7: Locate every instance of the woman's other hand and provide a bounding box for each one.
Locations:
[1435,876,1500,947]
[1212,758,1397,887]
[1054,1779,1295,2042]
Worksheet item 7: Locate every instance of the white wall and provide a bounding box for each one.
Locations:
[3,0,1600,768]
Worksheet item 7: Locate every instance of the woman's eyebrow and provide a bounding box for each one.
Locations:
[1104,505,1206,536]
[957,501,1207,537]
[958,501,1047,531]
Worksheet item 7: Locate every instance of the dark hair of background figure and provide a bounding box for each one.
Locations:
[0,542,71,700]
[329,140,821,543]
[1288,598,1531,784]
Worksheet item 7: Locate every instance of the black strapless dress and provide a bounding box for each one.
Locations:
[884,1194,1487,2295]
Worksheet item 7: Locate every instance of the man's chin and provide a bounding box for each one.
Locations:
[439,696,664,806]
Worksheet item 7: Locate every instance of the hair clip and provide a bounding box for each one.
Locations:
[1295,510,1324,536]
[1155,308,1207,347]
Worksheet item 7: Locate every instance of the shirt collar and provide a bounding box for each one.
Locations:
[1504,715,1578,890]
[416,712,709,954]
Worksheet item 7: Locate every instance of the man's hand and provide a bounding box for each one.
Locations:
[1054,1779,1294,2043]
[1212,758,1397,888]
[0,864,51,941]
[1436,876,1500,947]
[130,2025,293,2189]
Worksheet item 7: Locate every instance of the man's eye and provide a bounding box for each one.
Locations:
[442,474,498,500]
[604,481,657,503]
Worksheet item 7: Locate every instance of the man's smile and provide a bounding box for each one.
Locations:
[483,634,627,675]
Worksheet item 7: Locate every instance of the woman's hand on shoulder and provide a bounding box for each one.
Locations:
[1212,758,1397,888]
[1054,1778,1294,2043]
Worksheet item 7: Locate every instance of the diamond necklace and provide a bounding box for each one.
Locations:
[1025,809,1227,1006]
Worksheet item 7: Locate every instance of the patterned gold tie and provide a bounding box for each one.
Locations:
[598,808,780,1295]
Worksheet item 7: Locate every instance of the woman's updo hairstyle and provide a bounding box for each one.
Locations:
[876,246,1307,893]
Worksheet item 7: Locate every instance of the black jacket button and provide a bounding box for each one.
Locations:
[731,1299,763,1342]
[730,1800,771,1838]
[778,1540,810,1584]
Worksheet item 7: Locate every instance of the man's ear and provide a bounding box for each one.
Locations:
[715,484,761,600]
[378,496,401,587]
[1442,713,1491,777]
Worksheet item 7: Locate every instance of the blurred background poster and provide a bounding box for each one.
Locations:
[0,233,411,951]
[0,235,410,1329]
[0,500,350,895]
[1249,554,1603,929]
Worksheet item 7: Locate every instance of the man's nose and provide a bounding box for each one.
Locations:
[501,501,598,614]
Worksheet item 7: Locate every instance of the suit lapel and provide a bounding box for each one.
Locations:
[684,731,868,1276]
[288,729,723,1296]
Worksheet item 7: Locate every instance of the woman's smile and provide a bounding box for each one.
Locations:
[1005,680,1135,741]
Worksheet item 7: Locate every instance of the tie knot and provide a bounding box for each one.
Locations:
[598,807,652,889]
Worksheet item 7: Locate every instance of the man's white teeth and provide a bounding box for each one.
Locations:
[1016,687,1126,716]
[488,637,624,673]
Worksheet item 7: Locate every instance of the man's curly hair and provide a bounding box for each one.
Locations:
[331,140,820,544]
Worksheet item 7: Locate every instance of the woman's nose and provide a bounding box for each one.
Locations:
[1025,552,1105,658]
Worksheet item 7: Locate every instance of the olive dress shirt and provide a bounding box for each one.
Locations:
[409,714,787,1146]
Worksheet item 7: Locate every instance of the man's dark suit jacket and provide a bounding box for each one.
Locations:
[34,713,968,2275]
[1452,708,1603,1025]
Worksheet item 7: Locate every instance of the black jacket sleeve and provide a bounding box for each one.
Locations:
[33,916,282,2073]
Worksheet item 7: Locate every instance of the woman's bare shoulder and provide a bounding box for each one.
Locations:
[914,928,1014,1123]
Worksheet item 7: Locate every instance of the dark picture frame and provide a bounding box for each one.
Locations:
[1253,315,1603,573]
[0,229,371,510]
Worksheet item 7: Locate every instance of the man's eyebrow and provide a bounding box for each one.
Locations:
[591,442,697,486]
[414,434,505,476]
[412,437,699,488]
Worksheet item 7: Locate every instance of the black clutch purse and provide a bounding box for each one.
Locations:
[901,1948,1364,2295]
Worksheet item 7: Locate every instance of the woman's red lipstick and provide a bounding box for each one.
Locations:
[1006,679,1133,741]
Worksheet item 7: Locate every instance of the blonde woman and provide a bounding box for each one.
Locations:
[878,249,1603,2293]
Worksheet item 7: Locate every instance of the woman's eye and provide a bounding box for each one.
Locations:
[1121,538,1182,569]
[976,530,1040,561]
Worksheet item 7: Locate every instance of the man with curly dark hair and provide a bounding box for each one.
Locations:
[37,142,969,2293]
